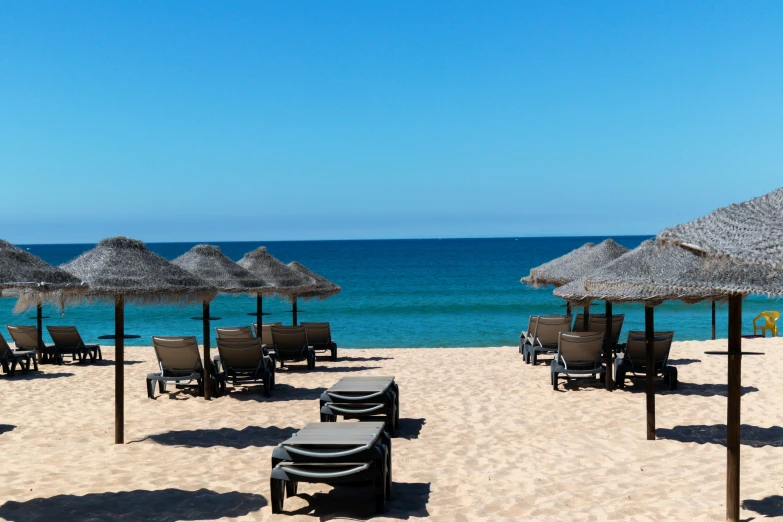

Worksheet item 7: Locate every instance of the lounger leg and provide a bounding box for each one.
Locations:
[158,381,167,393]
[270,478,285,514]
[146,378,155,399]
[531,350,538,366]
[285,480,297,498]
[330,343,337,362]
[375,454,388,513]
[1,360,8,374]
[8,360,16,376]
[31,357,38,372]
[552,371,558,390]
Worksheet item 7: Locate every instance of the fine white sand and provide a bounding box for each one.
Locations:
[0,337,782,521]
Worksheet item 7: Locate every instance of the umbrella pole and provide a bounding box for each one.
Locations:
[203,300,212,400]
[257,294,263,332]
[712,301,717,340]
[645,306,655,440]
[583,305,589,331]
[292,297,298,326]
[115,296,124,445]
[37,302,44,363]
[566,302,571,316]
[604,302,614,390]
[726,294,742,522]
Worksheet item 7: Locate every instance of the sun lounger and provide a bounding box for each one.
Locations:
[253,322,282,347]
[215,326,254,340]
[146,336,225,399]
[271,325,315,369]
[551,332,606,390]
[301,322,338,361]
[519,316,539,354]
[523,315,572,365]
[46,326,101,363]
[215,337,275,396]
[6,325,43,365]
[587,314,625,347]
[0,332,34,376]
[614,331,677,390]
[320,376,399,434]
[270,421,392,514]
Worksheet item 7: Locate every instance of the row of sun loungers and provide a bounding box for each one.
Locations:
[1,325,104,376]
[520,314,678,390]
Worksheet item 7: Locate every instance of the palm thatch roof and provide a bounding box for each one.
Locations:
[237,247,315,296]
[285,261,341,301]
[45,236,217,308]
[657,187,783,270]
[522,239,629,287]
[553,240,783,306]
[172,244,271,295]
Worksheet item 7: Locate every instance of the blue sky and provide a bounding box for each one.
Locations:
[1,1,781,243]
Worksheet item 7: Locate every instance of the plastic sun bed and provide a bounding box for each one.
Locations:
[320,376,399,434]
[215,337,275,396]
[301,322,338,361]
[46,326,101,364]
[270,421,392,514]
[0,332,35,376]
[551,331,606,390]
[523,315,573,365]
[146,336,225,399]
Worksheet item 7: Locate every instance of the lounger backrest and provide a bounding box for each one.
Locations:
[151,336,203,373]
[524,316,539,337]
[557,332,604,368]
[46,326,84,348]
[271,325,308,355]
[625,331,674,368]
[6,325,39,349]
[533,316,572,346]
[301,322,331,346]
[0,333,12,357]
[215,326,254,340]
[253,322,282,345]
[216,338,265,370]
[572,313,602,332]
[587,314,625,344]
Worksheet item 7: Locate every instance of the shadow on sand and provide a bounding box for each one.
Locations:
[657,424,783,448]
[0,425,15,435]
[229,383,328,402]
[742,495,783,519]
[133,425,299,449]
[5,372,74,380]
[621,381,758,398]
[0,488,266,521]
[280,365,382,374]
[396,418,426,440]
[667,358,701,365]
[339,356,395,363]
[286,482,430,520]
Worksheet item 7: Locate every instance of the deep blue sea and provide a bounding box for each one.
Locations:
[2,237,780,348]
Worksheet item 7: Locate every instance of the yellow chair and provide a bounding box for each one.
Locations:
[753,311,780,337]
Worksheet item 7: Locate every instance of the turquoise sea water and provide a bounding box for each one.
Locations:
[2,237,780,348]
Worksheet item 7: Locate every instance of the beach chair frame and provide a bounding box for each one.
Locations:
[551,331,605,390]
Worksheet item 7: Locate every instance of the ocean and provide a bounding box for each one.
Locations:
[2,237,780,348]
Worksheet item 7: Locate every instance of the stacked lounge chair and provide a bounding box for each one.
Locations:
[270,422,392,514]
[216,337,275,396]
[522,315,572,365]
[301,322,338,361]
[146,336,224,399]
[46,326,101,363]
[551,331,605,390]
[320,376,399,434]
[271,325,315,369]
[0,332,35,375]
[615,331,677,390]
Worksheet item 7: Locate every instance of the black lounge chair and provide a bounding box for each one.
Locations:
[146,336,224,399]
[320,376,399,434]
[216,337,275,396]
[301,322,338,361]
[46,326,101,363]
[614,331,677,390]
[6,325,43,366]
[523,315,572,365]
[551,331,606,390]
[271,325,315,369]
[0,332,34,376]
[271,422,392,514]
[519,315,539,354]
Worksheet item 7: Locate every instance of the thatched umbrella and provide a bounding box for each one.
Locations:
[284,261,341,325]
[522,238,629,389]
[172,244,271,399]
[658,186,783,270]
[60,237,216,444]
[557,239,783,522]
[237,247,315,327]
[1,239,87,357]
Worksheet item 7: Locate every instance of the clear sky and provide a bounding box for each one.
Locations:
[1,1,781,244]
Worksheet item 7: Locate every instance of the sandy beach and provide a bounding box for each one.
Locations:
[0,338,781,521]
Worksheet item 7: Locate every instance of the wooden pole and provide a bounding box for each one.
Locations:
[203,301,212,400]
[115,296,124,445]
[566,302,571,316]
[256,294,263,333]
[645,305,655,440]
[583,305,589,331]
[292,297,298,326]
[712,301,717,340]
[36,303,44,362]
[604,302,614,390]
[726,294,742,522]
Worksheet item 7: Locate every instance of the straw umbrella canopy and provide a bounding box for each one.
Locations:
[283,261,341,325]
[237,247,316,327]
[59,237,217,444]
[657,186,783,271]
[172,244,271,399]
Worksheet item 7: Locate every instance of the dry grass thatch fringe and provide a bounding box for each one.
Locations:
[50,236,217,309]
[237,247,316,296]
[522,239,629,288]
[284,261,341,302]
[553,240,783,306]
[657,186,783,271]
[172,244,272,295]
